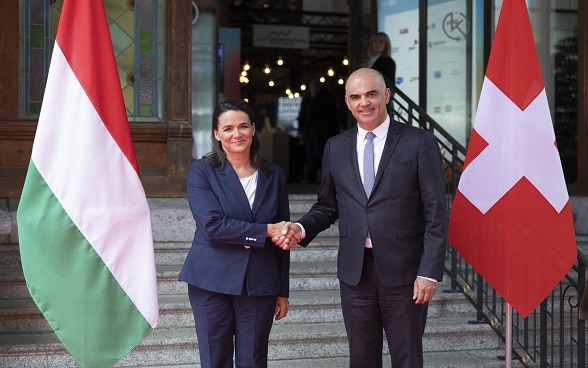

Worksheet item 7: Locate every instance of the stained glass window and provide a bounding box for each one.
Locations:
[19,0,165,122]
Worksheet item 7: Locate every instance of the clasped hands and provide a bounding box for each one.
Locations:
[267,221,302,251]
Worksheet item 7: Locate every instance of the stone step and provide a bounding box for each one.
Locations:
[146,196,327,244]
[0,280,477,334]
[153,239,339,266]
[0,316,500,368]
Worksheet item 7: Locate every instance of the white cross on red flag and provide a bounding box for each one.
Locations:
[448,0,577,318]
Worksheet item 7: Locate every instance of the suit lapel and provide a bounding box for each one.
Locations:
[345,127,367,200]
[219,164,254,220]
[374,121,401,190]
[251,168,270,218]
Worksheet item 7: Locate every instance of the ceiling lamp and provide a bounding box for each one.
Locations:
[327,68,335,77]
[268,80,275,87]
[264,65,271,74]
[243,62,250,71]
[276,57,284,66]
[342,57,349,66]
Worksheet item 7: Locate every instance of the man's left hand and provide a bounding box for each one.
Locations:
[413,277,437,304]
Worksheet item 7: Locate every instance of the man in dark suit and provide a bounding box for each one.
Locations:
[276,68,448,368]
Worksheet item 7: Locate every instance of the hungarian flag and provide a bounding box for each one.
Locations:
[16,1,159,366]
[448,0,576,318]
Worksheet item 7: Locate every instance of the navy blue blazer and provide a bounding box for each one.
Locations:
[179,159,290,297]
[297,120,448,287]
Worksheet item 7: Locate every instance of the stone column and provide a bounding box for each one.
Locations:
[576,0,588,195]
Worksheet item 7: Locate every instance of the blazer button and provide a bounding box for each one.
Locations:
[365,208,372,214]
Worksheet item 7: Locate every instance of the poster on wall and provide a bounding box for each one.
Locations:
[378,0,421,103]
[378,0,477,147]
[426,0,469,146]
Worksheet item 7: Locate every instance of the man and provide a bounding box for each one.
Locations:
[276,68,448,368]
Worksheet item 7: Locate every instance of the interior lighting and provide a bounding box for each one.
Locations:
[338,77,344,85]
[268,80,275,87]
[243,62,250,71]
[264,65,271,74]
[342,57,349,66]
[327,68,335,77]
[277,57,284,66]
[300,84,307,91]
[319,76,326,83]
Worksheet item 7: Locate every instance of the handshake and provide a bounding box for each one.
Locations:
[267,221,303,251]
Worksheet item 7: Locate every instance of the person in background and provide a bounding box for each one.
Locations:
[275,68,448,368]
[367,32,396,91]
[179,99,290,368]
[297,79,339,183]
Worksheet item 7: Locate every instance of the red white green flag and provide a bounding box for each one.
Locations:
[17,0,159,366]
[448,0,576,318]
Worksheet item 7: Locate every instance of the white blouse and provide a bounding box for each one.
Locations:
[239,170,258,208]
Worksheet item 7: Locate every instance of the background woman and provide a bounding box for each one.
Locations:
[366,32,396,90]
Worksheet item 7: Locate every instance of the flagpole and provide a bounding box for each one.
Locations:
[505,302,512,368]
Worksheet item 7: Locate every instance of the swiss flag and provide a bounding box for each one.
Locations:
[448,0,576,318]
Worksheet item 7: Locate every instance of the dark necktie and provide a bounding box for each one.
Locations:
[363,132,375,196]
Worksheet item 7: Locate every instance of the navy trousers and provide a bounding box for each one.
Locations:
[339,253,429,368]
[188,284,277,368]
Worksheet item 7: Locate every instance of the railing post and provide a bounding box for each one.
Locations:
[578,262,586,368]
[540,300,548,368]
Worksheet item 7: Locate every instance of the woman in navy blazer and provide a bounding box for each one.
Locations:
[179,99,290,368]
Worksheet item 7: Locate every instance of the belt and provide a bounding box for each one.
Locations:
[364,248,374,257]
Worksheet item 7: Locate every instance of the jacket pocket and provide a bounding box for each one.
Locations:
[397,226,424,239]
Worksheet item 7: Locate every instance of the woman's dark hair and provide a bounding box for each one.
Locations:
[203,99,266,170]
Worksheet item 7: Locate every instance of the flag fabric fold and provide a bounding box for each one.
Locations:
[17,1,159,366]
[448,0,576,318]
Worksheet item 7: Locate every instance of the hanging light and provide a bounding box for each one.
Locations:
[319,76,326,83]
[342,57,349,66]
[243,61,250,71]
[327,68,335,77]
[276,57,284,66]
[264,65,271,74]
[300,84,307,91]
[268,80,275,87]
[338,77,345,85]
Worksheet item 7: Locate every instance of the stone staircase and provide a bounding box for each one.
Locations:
[0,194,515,367]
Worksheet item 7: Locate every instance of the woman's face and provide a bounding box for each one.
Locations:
[214,110,255,157]
[371,38,386,54]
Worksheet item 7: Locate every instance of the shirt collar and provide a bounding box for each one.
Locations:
[357,114,390,140]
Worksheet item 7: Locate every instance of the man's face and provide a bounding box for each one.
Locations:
[344,69,390,131]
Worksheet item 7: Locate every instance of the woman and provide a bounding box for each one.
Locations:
[179,99,290,368]
[366,32,396,90]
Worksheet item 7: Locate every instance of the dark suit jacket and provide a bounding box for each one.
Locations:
[372,56,396,89]
[297,120,448,287]
[179,159,290,297]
